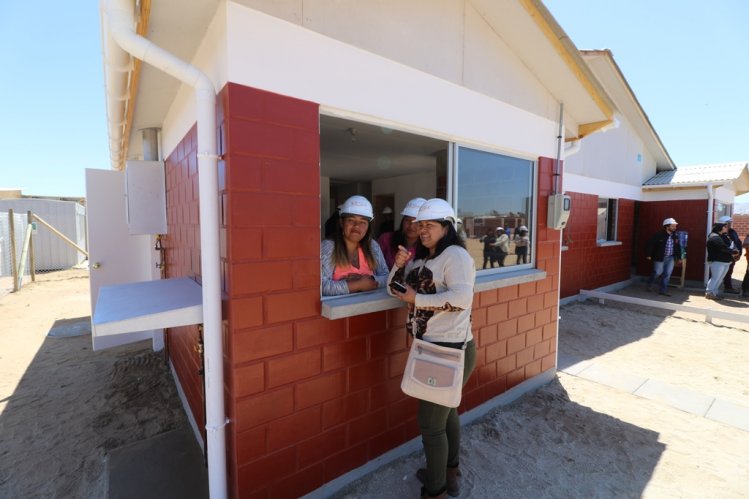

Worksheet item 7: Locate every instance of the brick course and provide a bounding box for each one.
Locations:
[166,82,561,498]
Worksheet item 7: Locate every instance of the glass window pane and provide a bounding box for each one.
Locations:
[456,147,534,271]
[597,198,608,242]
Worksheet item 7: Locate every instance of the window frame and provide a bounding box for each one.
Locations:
[596,197,619,245]
[319,116,545,319]
[452,143,538,276]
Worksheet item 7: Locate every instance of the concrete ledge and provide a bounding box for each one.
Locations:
[321,269,547,319]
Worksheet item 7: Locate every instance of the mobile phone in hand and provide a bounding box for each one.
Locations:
[389,281,408,293]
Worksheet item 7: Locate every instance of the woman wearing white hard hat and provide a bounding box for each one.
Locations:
[377,197,427,268]
[514,225,530,264]
[320,195,388,296]
[717,215,742,292]
[387,198,476,499]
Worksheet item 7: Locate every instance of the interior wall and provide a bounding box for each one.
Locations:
[371,171,436,217]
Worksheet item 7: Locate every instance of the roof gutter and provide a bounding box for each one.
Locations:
[100,1,227,497]
[520,0,616,140]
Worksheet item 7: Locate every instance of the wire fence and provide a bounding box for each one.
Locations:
[0,211,31,295]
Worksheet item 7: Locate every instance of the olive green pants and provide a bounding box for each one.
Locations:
[417,339,477,496]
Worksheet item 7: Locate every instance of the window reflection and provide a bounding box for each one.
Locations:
[456,147,534,271]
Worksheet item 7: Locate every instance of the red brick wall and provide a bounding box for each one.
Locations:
[635,199,708,281]
[211,82,560,498]
[560,193,635,298]
[731,214,749,241]
[163,124,206,440]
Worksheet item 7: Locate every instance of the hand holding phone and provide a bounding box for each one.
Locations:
[389,281,408,293]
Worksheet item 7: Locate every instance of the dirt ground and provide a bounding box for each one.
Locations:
[1,268,748,498]
[0,270,188,498]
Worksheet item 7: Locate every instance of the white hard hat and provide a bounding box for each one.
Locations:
[414,198,456,224]
[496,227,504,232]
[718,215,733,223]
[662,218,678,226]
[339,195,374,220]
[382,206,393,215]
[401,197,427,218]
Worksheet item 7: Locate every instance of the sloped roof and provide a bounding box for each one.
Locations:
[581,50,675,172]
[643,162,749,189]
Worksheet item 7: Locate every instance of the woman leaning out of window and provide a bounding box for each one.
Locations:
[387,198,477,499]
[320,195,389,296]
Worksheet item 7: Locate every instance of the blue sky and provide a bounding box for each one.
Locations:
[543,0,749,198]
[0,1,108,198]
[0,1,747,198]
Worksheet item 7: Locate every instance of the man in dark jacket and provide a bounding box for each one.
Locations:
[645,217,682,296]
[718,216,742,292]
[706,222,739,300]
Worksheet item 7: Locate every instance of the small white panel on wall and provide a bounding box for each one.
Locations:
[125,160,167,235]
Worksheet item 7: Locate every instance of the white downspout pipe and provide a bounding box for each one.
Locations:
[705,184,715,286]
[101,1,227,498]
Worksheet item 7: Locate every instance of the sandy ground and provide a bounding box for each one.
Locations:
[0,269,188,498]
[1,268,749,498]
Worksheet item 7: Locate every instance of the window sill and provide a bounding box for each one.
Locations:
[596,241,623,247]
[320,268,548,320]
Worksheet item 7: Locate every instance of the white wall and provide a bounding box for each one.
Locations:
[224,3,559,161]
[372,171,436,218]
[233,0,556,123]
[563,112,658,189]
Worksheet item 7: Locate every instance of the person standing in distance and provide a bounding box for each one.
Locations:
[387,198,476,499]
[717,215,742,292]
[645,218,681,296]
[706,222,739,300]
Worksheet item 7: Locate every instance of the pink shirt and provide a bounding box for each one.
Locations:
[377,232,417,268]
[332,247,374,281]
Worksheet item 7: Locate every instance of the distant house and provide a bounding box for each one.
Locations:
[95,1,619,497]
[559,49,749,296]
[638,162,749,283]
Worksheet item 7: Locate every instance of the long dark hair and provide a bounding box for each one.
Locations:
[388,216,409,253]
[414,221,466,260]
[331,214,377,270]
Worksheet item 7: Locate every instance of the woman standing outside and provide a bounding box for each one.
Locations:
[706,222,739,300]
[377,197,427,268]
[321,195,389,296]
[514,225,530,264]
[387,198,476,499]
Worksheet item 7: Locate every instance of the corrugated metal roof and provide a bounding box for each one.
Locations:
[643,162,748,187]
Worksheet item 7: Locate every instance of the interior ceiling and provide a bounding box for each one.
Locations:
[320,115,447,183]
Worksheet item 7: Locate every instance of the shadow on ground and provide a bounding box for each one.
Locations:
[0,325,201,498]
[332,378,665,498]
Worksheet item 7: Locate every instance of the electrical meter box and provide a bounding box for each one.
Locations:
[547,193,571,230]
[125,160,167,235]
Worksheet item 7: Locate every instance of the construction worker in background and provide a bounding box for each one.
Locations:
[718,215,742,292]
[645,217,681,296]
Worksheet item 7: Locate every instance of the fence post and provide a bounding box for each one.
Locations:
[27,211,36,282]
[9,209,18,292]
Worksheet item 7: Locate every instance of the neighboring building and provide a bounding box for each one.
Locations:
[559,49,748,296]
[638,162,749,283]
[95,1,618,497]
[561,49,675,297]
[0,197,87,272]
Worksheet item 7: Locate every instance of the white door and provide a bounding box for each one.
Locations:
[86,168,159,350]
